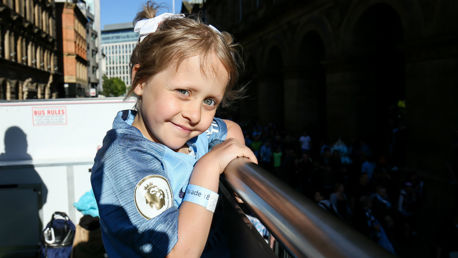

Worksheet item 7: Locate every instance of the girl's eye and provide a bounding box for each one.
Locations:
[177,89,190,96]
[203,98,216,106]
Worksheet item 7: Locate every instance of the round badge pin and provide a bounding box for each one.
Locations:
[135,175,173,219]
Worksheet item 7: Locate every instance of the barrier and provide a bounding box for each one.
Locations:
[222,158,393,258]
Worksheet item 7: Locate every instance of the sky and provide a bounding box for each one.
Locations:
[100,0,182,29]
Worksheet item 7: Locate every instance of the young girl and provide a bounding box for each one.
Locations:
[91,2,257,257]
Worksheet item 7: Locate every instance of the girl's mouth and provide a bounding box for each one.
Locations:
[171,122,191,133]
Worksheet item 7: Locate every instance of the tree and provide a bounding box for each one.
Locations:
[102,75,126,97]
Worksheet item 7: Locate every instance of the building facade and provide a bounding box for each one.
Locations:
[205,2,458,255]
[85,0,101,96]
[205,0,458,176]
[86,9,98,96]
[0,0,59,100]
[101,22,138,88]
[56,2,88,97]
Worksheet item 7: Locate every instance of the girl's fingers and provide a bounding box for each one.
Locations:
[243,148,258,164]
[235,147,258,164]
[208,138,258,169]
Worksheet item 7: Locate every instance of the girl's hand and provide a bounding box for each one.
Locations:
[197,138,258,175]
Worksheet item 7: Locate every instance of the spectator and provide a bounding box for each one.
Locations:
[361,155,376,180]
[314,190,334,215]
[351,173,374,203]
[283,147,297,184]
[320,140,331,156]
[320,146,332,166]
[371,185,395,240]
[259,140,273,170]
[332,138,352,165]
[398,181,418,238]
[330,183,352,223]
[272,145,283,176]
[355,196,396,254]
[250,131,263,159]
[293,152,313,194]
[299,131,312,153]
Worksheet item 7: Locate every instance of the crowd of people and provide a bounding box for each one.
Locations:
[240,121,428,256]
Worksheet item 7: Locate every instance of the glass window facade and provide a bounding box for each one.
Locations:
[101,23,138,87]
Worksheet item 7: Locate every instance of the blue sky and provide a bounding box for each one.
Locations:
[100,0,182,29]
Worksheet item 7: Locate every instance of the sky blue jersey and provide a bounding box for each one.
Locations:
[91,110,227,257]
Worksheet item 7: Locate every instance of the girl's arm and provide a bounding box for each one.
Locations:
[224,119,245,144]
[167,120,256,258]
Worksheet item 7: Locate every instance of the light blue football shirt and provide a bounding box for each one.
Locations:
[91,110,227,257]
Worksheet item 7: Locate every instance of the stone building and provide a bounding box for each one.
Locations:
[205,0,458,176]
[56,1,88,97]
[0,0,59,100]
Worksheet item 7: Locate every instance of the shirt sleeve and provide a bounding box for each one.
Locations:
[206,117,227,150]
[91,131,178,258]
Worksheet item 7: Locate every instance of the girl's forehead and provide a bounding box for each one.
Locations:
[173,53,229,79]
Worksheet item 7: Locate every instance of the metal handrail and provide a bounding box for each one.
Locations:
[223,158,393,258]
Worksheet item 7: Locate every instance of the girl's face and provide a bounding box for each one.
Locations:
[133,53,228,152]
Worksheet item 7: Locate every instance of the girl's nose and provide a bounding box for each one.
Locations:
[182,101,201,125]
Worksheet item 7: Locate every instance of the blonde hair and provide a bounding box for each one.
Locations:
[128,1,243,108]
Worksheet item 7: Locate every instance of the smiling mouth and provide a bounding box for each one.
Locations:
[171,122,192,133]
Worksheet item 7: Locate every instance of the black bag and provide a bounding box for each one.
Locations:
[41,211,75,258]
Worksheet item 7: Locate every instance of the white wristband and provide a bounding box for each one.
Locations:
[183,184,219,212]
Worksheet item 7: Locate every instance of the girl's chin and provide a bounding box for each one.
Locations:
[172,145,190,154]
[161,140,188,152]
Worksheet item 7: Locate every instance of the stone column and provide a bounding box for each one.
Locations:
[9,32,15,62]
[27,42,33,66]
[17,80,23,100]
[45,74,53,99]
[37,83,44,99]
[283,65,327,136]
[16,36,22,63]
[6,79,11,100]
[22,78,32,100]
[404,44,458,172]
[325,61,376,143]
[4,30,9,60]
[283,67,308,134]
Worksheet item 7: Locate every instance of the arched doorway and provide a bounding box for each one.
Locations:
[298,31,326,140]
[353,3,405,161]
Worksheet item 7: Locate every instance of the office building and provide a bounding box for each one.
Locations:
[101,22,138,88]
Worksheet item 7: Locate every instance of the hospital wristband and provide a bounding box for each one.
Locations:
[183,184,219,212]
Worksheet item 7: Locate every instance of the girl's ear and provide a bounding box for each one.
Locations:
[132,64,144,96]
[131,64,141,80]
[134,81,145,96]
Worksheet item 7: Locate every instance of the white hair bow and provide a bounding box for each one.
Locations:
[134,13,185,42]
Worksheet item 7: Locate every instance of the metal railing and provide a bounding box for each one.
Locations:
[222,158,393,258]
